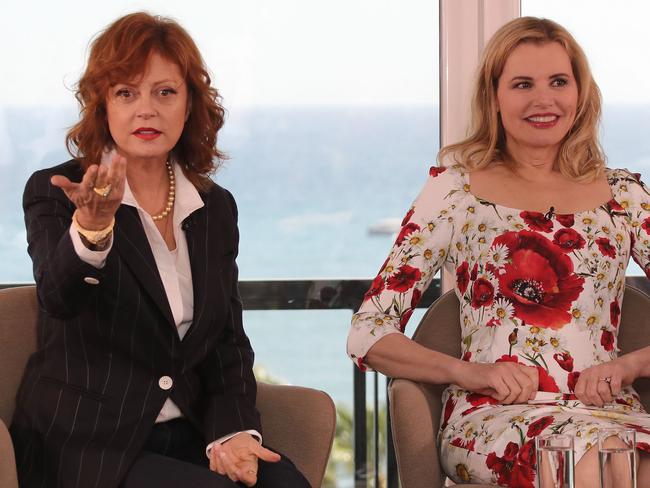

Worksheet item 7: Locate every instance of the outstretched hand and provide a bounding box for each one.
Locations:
[209,433,281,486]
[51,152,127,230]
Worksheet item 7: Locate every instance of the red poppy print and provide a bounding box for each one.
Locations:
[386,265,421,292]
[471,278,495,309]
[411,288,422,308]
[607,199,625,212]
[466,392,499,407]
[470,263,478,281]
[398,308,413,332]
[556,214,574,228]
[396,222,420,245]
[461,351,472,361]
[451,437,476,451]
[491,231,584,329]
[624,423,650,436]
[364,275,385,300]
[553,351,574,372]
[456,262,470,294]
[496,354,519,363]
[596,237,617,259]
[526,416,554,437]
[537,366,560,392]
[401,206,415,226]
[486,318,501,327]
[486,441,536,488]
[552,228,586,253]
[642,217,650,236]
[610,299,620,328]
[356,357,367,372]
[637,442,650,454]
[441,395,457,430]
[462,393,498,416]
[601,329,615,351]
[429,166,447,177]
[567,371,580,392]
[520,211,553,233]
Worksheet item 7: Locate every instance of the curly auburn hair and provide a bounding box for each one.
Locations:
[438,17,605,182]
[66,12,226,190]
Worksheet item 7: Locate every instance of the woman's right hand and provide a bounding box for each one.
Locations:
[51,153,127,230]
[456,361,539,404]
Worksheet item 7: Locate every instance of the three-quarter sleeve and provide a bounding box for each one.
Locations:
[621,170,650,276]
[347,166,459,370]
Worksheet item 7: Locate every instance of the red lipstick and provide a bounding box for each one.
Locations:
[133,127,162,140]
[524,113,559,129]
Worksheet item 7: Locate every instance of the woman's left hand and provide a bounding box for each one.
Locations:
[573,356,637,407]
[209,433,280,486]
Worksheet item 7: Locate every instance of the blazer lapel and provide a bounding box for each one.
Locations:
[113,205,175,327]
[183,200,209,341]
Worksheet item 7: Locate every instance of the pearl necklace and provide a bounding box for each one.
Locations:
[151,162,175,221]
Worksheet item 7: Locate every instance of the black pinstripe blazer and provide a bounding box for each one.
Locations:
[10,159,261,488]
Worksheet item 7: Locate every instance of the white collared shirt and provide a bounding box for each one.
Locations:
[69,162,261,450]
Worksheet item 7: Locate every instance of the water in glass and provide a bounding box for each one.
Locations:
[536,434,575,488]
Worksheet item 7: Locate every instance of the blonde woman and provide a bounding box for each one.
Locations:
[348,17,650,487]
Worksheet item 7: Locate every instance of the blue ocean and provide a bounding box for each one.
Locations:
[1,104,649,409]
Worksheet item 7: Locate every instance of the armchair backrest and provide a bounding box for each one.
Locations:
[0,286,38,425]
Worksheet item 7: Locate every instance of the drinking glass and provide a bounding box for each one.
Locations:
[598,428,636,488]
[536,434,575,488]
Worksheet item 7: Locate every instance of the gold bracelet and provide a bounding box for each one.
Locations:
[72,210,115,245]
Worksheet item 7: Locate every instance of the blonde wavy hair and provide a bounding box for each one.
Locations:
[437,17,605,182]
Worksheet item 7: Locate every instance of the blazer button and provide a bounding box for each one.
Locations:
[158,376,173,390]
[84,277,100,285]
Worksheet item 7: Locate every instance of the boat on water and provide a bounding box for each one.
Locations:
[367,217,401,236]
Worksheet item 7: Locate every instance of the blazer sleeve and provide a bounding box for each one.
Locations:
[197,189,262,441]
[23,166,106,318]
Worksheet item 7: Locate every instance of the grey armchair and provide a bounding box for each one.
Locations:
[388,285,650,488]
[0,285,336,488]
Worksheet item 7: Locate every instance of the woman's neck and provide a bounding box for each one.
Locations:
[505,141,560,183]
[126,158,169,195]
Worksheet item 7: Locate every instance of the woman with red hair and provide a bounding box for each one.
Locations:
[11,12,309,488]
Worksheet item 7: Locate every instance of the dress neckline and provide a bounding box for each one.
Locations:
[461,167,619,217]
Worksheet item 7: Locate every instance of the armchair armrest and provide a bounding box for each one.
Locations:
[0,417,18,488]
[389,378,445,488]
[256,383,335,488]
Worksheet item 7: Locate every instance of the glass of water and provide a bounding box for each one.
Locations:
[598,428,636,488]
[536,434,575,488]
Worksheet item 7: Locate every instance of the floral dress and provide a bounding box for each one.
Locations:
[347,165,650,487]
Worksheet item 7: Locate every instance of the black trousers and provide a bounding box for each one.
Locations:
[121,418,311,488]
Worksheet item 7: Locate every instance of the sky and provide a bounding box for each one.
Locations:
[0,0,648,108]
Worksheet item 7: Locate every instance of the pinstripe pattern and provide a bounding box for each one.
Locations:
[11,159,261,488]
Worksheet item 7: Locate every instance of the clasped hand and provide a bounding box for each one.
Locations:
[573,356,636,407]
[209,432,281,486]
[460,361,539,404]
[460,356,637,407]
[51,153,127,230]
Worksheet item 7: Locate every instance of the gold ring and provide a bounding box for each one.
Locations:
[93,184,112,198]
